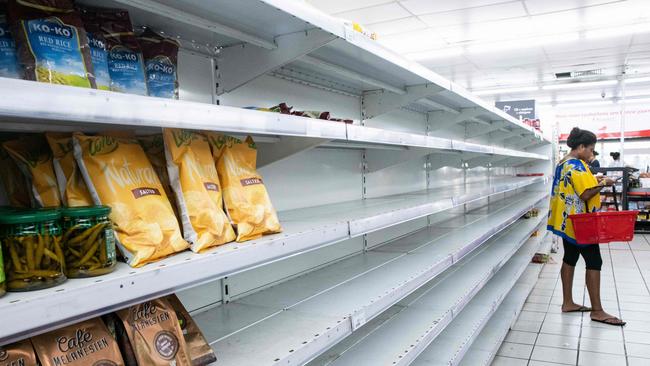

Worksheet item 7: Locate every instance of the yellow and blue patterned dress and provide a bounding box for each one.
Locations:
[547,158,601,244]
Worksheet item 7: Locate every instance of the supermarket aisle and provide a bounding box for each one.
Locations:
[492,235,650,366]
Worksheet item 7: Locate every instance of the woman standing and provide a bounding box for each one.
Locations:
[547,127,625,326]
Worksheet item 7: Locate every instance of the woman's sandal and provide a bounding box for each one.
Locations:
[591,317,626,326]
[562,305,592,313]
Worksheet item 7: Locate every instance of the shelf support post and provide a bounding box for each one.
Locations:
[428,107,482,131]
[217,29,337,94]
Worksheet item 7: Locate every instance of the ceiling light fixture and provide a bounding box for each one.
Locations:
[467,33,580,54]
[473,86,540,95]
[406,47,464,61]
[585,23,650,40]
[541,80,618,90]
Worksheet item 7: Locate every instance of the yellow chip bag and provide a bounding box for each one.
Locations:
[3,134,61,207]
[163,129,235,252]
[139,134,181,223]
[207,134,281,242]
[73,133,189,267]
[45,132,94,207]
[0,144,31,207]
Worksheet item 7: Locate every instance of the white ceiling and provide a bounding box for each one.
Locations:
[305,0,650,104]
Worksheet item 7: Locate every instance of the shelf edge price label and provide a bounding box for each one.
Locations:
[350,309,367,331]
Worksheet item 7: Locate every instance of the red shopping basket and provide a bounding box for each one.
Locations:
[569,211,638,244]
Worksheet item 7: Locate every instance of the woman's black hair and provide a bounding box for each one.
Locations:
[567,127,597,149]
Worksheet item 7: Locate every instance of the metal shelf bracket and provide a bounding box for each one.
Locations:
[362,84,445,119]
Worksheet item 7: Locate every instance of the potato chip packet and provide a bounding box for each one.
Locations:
[45,132,93,207]
[138,134,180,222]
[31,318,125,366]
[73,133,188,267]
[206,133,281,242]
[3,134,61,207]
[163,129,235,252]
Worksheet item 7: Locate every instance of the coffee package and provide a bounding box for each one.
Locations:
[0,339,38,366]
[31,318,125,366]
[116,297,191,366]
[165,295,216,366]
[7,0,96,88]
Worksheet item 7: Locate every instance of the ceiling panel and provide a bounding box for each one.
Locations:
[367,16,428,35]
[335,2,411,24]
[433,17,532,43]
[418,2,527,27]
[378,28,448,53]
[523,0,626,15]
[543,37,631,54]
[306,0,393,14]
[466,48,547,69]
[399,0,514,15]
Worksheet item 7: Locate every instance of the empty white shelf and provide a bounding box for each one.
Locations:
[457,264,543,366]
[197,194,547,366]
[309,210,546,366]
[0,176,545,345]
[410,240,544,366]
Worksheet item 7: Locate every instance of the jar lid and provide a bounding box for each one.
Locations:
[61,205,111,218]
[0,208,61,225]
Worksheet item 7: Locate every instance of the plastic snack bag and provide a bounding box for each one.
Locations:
[73,133,189,267]
[207,133,281,242]
[0,143,31,207]
[138,134,180,221]
[116,297,192,366]
[80,7,147,95]
[3,134,61,207]
[138,28,180,99]
[0,1,21,79]
[31,318,125,366]
[7,0,96,88]
[163,129,235,252]
[45,132,93,207]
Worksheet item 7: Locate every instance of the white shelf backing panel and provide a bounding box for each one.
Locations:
[198,194,546,366]
[0,78,347,140]
[0,175,543,345]
[411,238,543,366]
[316,212,545,366]
[457,265,542,366]
[76,0,546,141]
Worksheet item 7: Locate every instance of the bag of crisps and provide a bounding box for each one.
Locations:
[31,318,125,366]
[163,129,235,252]
[45,132,94,207]
[165,294,217,366]
[207,133,281,242]
[116,297,192,366]
[3,134,61,207]
[138,134,180,222]
[0,339,38,366]
[73,133,189,267]
[0,143,31,207]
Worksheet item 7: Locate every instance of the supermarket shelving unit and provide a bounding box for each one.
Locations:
[0,0,553,363]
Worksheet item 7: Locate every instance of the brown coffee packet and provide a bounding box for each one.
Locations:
[165,295,216,366]
[31,318,125,366]
[0,339,38,366]
[116,297,191,366]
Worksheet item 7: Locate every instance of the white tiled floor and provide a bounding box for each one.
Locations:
[493,234,650,366]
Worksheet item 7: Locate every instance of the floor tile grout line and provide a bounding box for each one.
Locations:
[528,254,562,366]
[608,243,629,366]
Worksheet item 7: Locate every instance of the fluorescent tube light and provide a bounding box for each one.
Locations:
[542,80,618,90]
[473,86,540,95]
[585,23,650,39]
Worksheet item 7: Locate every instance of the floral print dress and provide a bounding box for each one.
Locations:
[547,158,601,244]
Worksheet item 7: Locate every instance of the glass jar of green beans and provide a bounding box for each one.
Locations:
[0,209,66,291]
[61,206,116,278]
